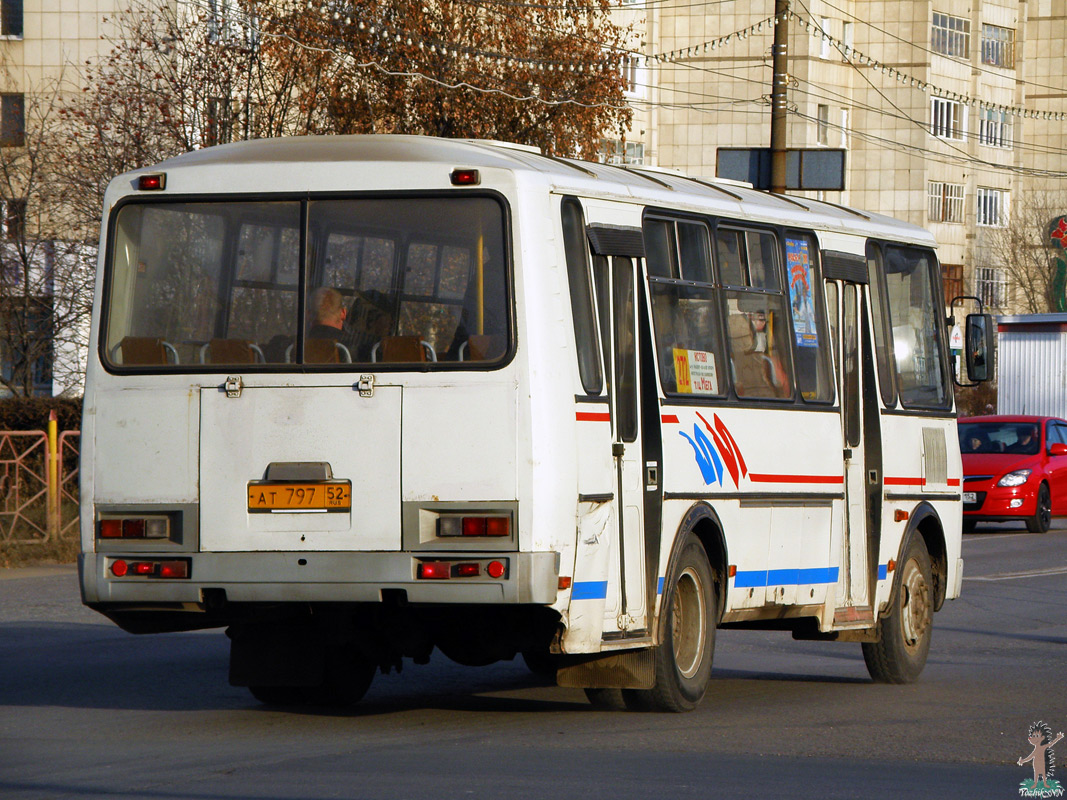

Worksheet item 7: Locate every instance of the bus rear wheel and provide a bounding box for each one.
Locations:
[862,536,933,684]
[249,646,376,708]
[628,534,716,712]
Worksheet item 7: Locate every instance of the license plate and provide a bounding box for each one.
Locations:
[247,482,351,513]
[962,491,976,504]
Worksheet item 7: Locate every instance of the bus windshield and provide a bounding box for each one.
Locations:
[103,196,509,369]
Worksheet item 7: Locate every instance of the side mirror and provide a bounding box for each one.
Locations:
[965,313,994,382]
[1050,442,1067,457]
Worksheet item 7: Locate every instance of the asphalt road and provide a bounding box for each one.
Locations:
[1,521,1065,800]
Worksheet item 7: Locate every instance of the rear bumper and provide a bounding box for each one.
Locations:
[80,550,560,606]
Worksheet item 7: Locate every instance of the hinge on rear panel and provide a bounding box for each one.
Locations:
[356,374,375,398]
[224,375,243,398]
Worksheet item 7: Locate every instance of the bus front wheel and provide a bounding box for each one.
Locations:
[862,536,933,684]
[630,534,716,712]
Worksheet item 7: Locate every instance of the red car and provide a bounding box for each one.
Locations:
[958,415,1067,532]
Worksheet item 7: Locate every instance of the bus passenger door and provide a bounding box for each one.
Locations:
[828,281,871,614]
[594,255,648,636]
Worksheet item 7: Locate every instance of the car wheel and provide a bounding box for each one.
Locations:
[1026,483,1052,533]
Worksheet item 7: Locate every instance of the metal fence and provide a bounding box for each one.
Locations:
[0,429,80,544]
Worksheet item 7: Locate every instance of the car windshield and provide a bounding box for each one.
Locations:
[958,422,1041,456]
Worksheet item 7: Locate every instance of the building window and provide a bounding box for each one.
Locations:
[597,139,644,165]
[840,108,850,147]
[622,55,644,98]
[932,12,970,59]
[930,98,965,140]
[0,0,21,37]
[977,187,1008,227]
[928,182,965,223]
[981,24,1014,68]
[0,94,23,147]
[975,266,1008,308]
[819,18,832,59]
[841,22,854,59]
[817,104,829,145]
[978,107,1012,148]
[942,263,963,302]
[1,198,25,240]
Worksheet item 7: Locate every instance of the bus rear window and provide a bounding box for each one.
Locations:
[103,196,509,369]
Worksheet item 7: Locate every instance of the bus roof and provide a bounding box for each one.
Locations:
[114,135,936,247]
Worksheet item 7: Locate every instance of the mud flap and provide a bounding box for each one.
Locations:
[555,647,656,690]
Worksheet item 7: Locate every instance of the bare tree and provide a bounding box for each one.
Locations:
[981,184,1067,314]
[0,68,94,397]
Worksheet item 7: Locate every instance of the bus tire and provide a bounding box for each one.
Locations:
[1026,484,1052,533]
[249,685,306,706]
[862,536,933,684]
[632,534,716,712]
[250,649,376,708]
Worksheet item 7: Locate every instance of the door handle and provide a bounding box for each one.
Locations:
[612,442,625,458]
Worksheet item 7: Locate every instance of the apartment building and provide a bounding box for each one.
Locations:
[644,0,1067,315]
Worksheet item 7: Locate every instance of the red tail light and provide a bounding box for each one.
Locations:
[450,168,480,186]
[454,563,480,577]
[487,561,506,579]
[108,558,190,579]
[100,520,122,539]
[159,561,189,579]
[137,173,166,190]
[418,562,451,579]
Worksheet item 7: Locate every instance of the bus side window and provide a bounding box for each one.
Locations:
[865,243,897,407]
[644,217,724,398]
[785,233,833,402]
[718,226,794,400]
[561,198,603,394]
[881,246,950,409]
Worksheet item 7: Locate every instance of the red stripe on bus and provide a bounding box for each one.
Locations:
[947,478,960,486]
[576,411,611,422]
[884,477,923,486]
[661,415,680,424]
[749,473,844,484]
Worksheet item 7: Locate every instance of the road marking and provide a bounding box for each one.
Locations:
[964,565,1067,581]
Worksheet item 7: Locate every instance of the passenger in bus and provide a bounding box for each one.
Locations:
[344,289,394,360]
[727,311,787,398]
[308,287,347,339]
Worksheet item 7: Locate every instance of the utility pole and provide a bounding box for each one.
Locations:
[770,0,789,194]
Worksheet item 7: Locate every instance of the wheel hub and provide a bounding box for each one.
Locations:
[672,567,706,678]
[899,557,930,651]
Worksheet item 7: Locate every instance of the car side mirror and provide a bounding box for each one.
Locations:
[1049,442,1067,457]
[965,313,994,382]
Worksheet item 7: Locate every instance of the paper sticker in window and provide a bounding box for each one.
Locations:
[787,238,819,348]
[674,348,719,394]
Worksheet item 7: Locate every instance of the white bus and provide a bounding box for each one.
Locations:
[80,136,990,711]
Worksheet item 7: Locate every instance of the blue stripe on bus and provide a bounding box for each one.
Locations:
[571,581,608,600]
[733,567,840,588]
[657,577,664,595]
[878,564,888,580]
